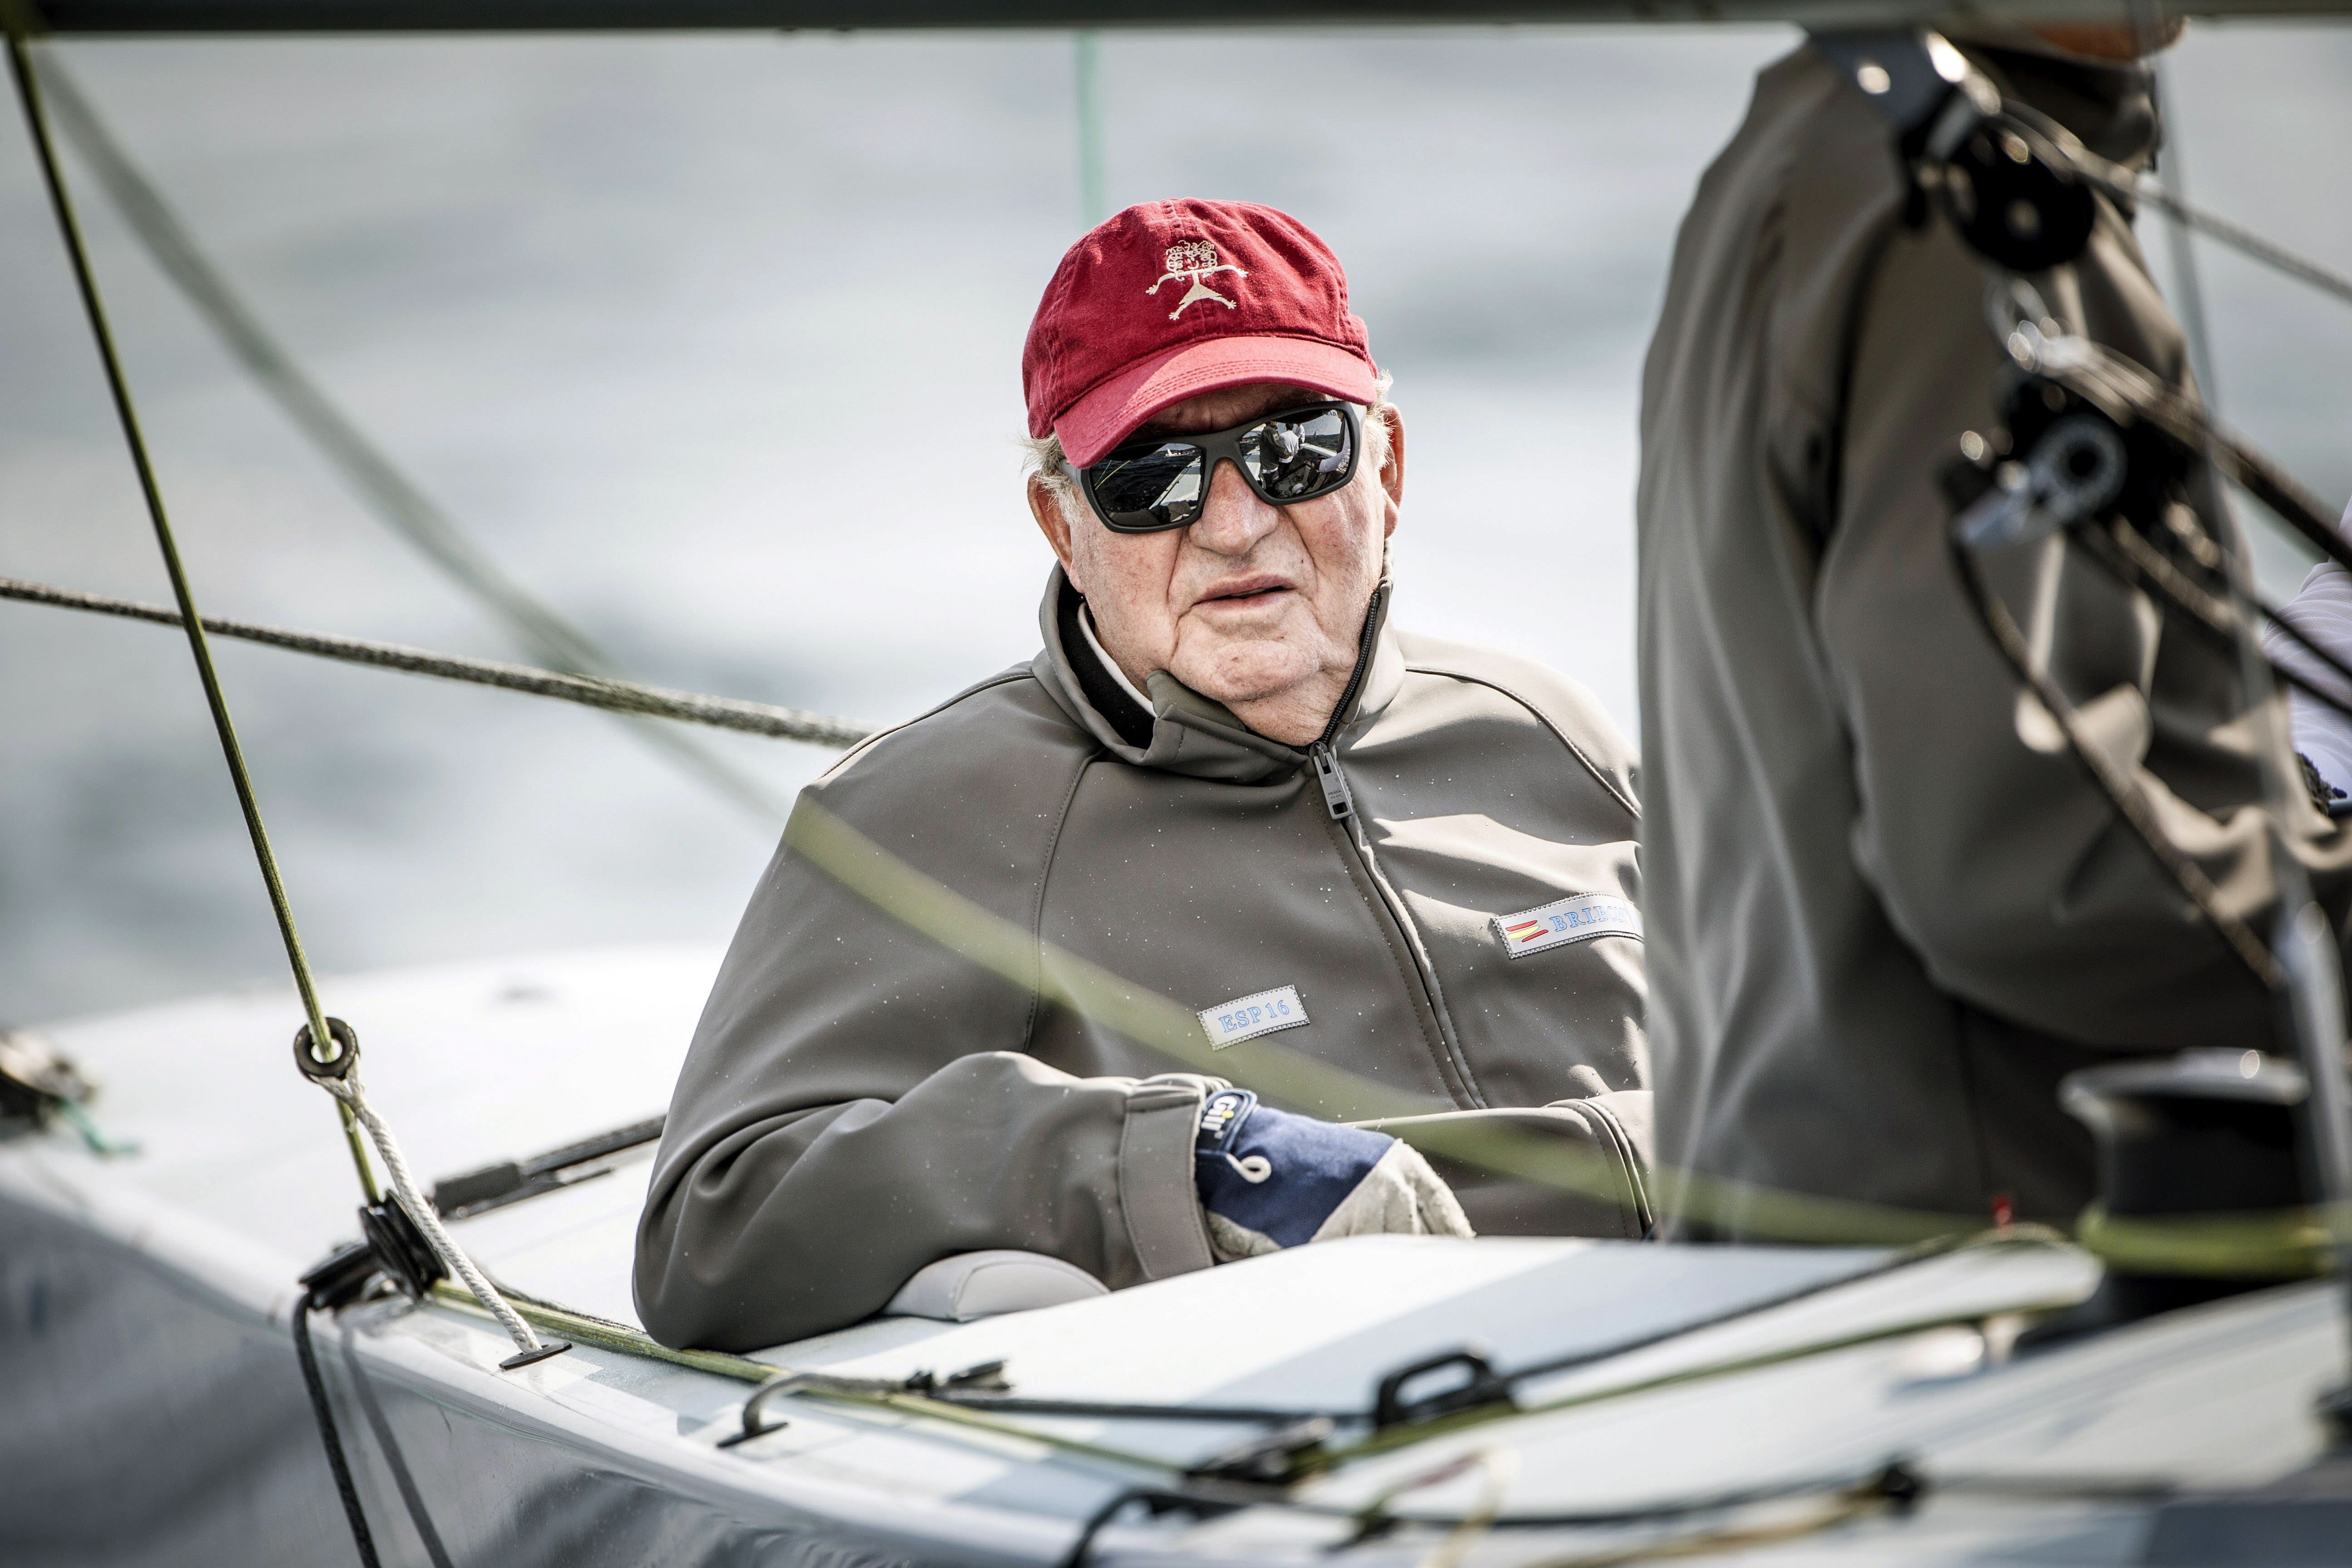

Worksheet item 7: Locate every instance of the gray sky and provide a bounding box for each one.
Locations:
[2,23,2347,1024]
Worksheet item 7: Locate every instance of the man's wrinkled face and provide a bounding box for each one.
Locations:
[1030,382,1404,746]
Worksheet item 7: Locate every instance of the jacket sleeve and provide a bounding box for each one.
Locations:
[1811,191,2346,1050]
[635,705,1217,1352]
[1359,1091,1654,1242]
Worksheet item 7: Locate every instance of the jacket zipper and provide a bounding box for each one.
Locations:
[1306,582,1385,822]
[1303,586,1485,1107]
[1309,747,1355,820]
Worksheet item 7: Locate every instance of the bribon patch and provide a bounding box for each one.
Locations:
[1494,894,1641,958]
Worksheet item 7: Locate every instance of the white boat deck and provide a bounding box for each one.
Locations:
[4,947,2344,1566]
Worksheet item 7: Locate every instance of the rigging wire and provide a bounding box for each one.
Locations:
[0,573,875,748]
[291,1285,387,1568]
[7,6,562,1382]
[2000,97,2352,316]
[9,9,574,1396]
[1,12,378,1205]
[2147,59,2220,410]
[2120,167,2352,316]
[30,54,793,826]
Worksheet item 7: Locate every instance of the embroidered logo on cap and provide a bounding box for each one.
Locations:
[1198,985,1307,1049]
[1148,240,1248,320]
[1494,894,1642,959]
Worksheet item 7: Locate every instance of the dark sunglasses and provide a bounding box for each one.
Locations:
[1070,401,1363,534]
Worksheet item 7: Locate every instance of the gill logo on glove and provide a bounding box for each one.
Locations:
[1147,240,1247,320]
[1198,985,1308,1048]
[1196,1088,1273,1184]
[1494,893,1641,959]
[1199,1089,1253,1141]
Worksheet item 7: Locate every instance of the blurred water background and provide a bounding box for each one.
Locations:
[2,21,2347,1025]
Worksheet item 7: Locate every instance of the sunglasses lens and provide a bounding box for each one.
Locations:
[1088,441,1205,530]
[1243,407,1355,501]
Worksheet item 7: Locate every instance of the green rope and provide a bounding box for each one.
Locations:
[2075,1200,2342,1281]
[428,1281,1187,1474]
[430,1281,772,1382]
[3,14,377,1203]
[55,1098,140,1157]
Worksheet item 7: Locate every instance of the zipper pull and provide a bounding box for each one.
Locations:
[1309,744,1355,821]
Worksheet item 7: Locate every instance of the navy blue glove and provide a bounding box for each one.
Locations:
[1193,1088,1473,1261]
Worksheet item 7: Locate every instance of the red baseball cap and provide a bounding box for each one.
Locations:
[1023,199,1378,469]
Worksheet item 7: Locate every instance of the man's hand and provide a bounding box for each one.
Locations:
[1193,1088,1473,1263]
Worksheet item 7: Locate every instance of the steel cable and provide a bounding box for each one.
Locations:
[3,12,378,1202]
[0,573,875,747]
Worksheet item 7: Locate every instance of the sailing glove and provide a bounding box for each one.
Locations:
[1192,1088,1473,1263]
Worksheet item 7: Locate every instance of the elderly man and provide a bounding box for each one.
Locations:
[638,199,1647,1353]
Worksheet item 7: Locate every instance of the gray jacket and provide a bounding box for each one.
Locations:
[637,568,1650,1351]
[1637,39,2350,1235]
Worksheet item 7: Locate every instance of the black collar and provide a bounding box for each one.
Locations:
[1054,577,1155,750]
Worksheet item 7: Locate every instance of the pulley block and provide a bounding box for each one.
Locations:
[1936,117,2098,274]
